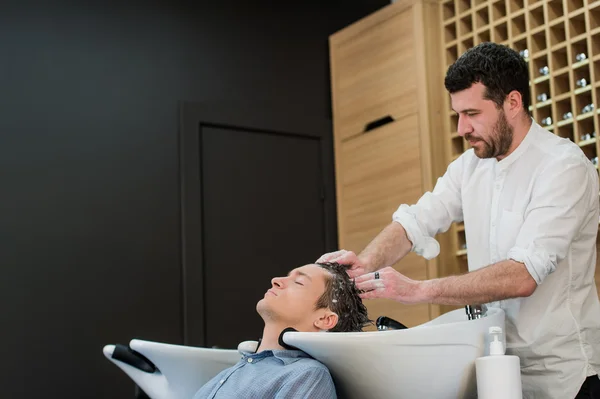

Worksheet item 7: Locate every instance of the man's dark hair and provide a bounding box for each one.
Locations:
[315,262,373,332]
[444,42,531,115]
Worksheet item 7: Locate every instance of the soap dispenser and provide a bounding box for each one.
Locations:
[475,326,522,399]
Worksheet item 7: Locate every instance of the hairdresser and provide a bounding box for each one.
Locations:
[317,42,600,399]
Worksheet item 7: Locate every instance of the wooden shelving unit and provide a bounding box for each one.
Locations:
[329,0,448,326]
[441,0,600,291]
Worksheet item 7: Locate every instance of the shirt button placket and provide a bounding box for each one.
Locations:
[490,173,503,262]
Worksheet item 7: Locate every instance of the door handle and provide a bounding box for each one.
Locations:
[364,115,395,133]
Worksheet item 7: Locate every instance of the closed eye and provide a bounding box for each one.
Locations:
[453,109,479,117]
[295,281,304,286]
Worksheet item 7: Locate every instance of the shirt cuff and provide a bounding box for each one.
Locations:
[507,245,556,285]
[392,204,440,260]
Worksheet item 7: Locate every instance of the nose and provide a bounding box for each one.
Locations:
[271,276,284,289]
[457,114,473,137]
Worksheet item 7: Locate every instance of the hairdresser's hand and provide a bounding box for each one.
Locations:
[353,267,425,304]
[315,250,368,279]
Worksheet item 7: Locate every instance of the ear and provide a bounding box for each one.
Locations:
[504,90,522,119]
[314,311,338,331]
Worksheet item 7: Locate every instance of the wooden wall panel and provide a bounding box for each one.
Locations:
[339,117,422,253]
[330,1,447,327]
[338,115,431,327]
[334,9,417,141]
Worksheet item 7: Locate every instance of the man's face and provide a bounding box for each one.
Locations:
[256,264,334,331]
[450,82,514,159]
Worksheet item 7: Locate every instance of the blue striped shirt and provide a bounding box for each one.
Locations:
[192,348,337,399]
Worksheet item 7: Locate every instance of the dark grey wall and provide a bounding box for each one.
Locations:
[0,1,388,398]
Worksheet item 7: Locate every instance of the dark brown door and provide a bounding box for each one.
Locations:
[180,102,337,348]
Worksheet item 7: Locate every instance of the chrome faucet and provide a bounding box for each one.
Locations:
[465,304,487,320]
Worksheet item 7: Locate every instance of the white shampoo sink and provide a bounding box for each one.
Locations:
[285,306,505,398]
[103,307,505,399]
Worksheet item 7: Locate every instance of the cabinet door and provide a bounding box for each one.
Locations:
[330,7,418,142]
[338,115,430,327]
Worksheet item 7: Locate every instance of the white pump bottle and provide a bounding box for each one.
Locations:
[475,326,522,399]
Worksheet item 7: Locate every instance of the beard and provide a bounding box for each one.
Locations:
[466,110,513,158]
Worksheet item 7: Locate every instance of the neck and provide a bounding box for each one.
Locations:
[497,114,532,161]
[255,322,290,352]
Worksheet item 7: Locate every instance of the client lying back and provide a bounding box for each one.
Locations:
[193,262,372,399]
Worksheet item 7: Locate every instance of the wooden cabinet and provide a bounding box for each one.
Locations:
[333,9,418,141]
[329,0,454,327]
[330,0,600,328]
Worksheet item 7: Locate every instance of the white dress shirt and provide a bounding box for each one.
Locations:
[392,121,600,398]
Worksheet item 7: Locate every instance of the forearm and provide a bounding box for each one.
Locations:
[358,222,412,273]
[420,259,537,305]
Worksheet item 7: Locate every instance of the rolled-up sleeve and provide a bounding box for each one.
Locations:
[392,155,464,259]
[507,158,598,285]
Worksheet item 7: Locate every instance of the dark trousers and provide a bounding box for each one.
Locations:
[576,375,600,398]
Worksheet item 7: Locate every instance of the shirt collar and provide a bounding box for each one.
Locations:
[240,348,311,365]
[496,117,537,170]
[272,349,312,365]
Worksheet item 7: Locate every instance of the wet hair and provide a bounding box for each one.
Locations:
[444,42,531,115]
[315,262,373,332]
